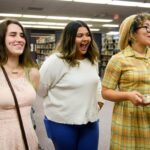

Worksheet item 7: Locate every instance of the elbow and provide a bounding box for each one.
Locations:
[101,86,110,100]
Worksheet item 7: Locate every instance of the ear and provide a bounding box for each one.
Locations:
[129,32,136,45]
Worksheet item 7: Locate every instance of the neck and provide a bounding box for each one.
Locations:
[5,58,19,69]
[4,57,21,74]
[132,43,147,55]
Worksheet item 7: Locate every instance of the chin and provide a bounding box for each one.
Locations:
[82,51,87,55]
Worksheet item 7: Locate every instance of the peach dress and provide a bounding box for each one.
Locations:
[0,68,38,150]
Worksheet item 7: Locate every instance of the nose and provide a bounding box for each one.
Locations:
[82,35,89,41]
[15,34,24,42]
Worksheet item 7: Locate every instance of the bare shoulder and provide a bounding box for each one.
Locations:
[29,67,40,78]
[29,67,40,90]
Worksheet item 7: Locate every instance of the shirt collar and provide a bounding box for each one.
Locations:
[123,46,150,58]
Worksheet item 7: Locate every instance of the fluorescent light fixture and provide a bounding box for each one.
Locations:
[0,13,22,17]
[136,3,150,8]
[22,15,46,18]
[19,21,92,27]
[23,24,99,31]
[112,1,150,8]
[90,28,100,32]
[20,21,67,26]
[58,0,72,1]
[47,16,112,22]
[69,17,112,22]
[106,31,119,35]
[23,25,65,29]
[0,13,112,23]
[102,24,119,27]
[57,0,150,8]
[108,1,137,7]
[46,16,69,20]
[74,0,111,4]
[59,0,72,2]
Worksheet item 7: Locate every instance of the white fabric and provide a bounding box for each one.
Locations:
[38,53,103,124]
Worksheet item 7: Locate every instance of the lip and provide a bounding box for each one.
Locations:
[80,44,89,50]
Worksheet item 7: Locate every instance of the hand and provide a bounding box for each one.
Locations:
[127,91,144,106]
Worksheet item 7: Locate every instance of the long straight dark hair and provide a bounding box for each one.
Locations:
[0,19,36,68]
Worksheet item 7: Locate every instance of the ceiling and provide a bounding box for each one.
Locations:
[0,0,149,33]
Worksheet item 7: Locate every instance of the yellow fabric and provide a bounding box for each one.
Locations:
[119,15,136,50]
[102,46,150,149]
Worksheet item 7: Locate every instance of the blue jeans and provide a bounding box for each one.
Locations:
[44,116,99,150]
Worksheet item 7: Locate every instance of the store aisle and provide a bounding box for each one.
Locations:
[34,96,114,150]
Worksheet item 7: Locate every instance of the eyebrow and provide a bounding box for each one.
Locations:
[9,31,23,34]
[143,23,150,26]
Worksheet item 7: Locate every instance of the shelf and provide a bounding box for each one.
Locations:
[31,34,56,66]
[99,34,119,77]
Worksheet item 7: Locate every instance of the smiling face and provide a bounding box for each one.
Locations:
[75,26,91,59]
[5,23,26,58]
[135,20,150,46]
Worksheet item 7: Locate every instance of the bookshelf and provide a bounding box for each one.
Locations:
[34,34,56,66]
[100,34,119,77]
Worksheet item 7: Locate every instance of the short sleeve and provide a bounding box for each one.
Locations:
[102,55,122,89]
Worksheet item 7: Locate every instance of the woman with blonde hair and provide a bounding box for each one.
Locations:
[102,12,150,149]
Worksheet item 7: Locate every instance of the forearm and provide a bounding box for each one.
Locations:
[102,87,129,102]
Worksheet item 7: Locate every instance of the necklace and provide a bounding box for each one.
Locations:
[11,70,19,74]
[4,65,20,75]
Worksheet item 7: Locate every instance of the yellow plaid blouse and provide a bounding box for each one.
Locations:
[102,46,150,94]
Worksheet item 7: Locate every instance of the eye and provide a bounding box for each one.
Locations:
[9,33,16,36]
[20,33,25,38]
[76,33,83,37]
[86,33,90,37]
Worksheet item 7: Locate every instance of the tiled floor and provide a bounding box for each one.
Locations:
[34,96,114,150]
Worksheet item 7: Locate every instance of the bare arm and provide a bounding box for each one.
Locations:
[29,67,40,91]
[102,86,145,106]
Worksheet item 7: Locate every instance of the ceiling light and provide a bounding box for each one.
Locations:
[23,24,99,31]
[22,15,46,18]
[57,0,150,8]
[90,28,100,32]
[0,13,112,23]
[23,25,65,29]
[0,13,22,17]
[19,21,92,27]
[47,16,112,22]
[20,21,67,26]
[108,1,149,7]
[106,31,119,35]
[74,0,111,4]
[102,24,119,27]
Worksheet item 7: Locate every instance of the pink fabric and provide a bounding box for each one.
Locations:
[0,68,38,150]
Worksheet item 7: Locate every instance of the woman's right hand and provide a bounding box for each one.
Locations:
[127,91,144,106]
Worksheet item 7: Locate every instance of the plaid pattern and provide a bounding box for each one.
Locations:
[102,46,150,149]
